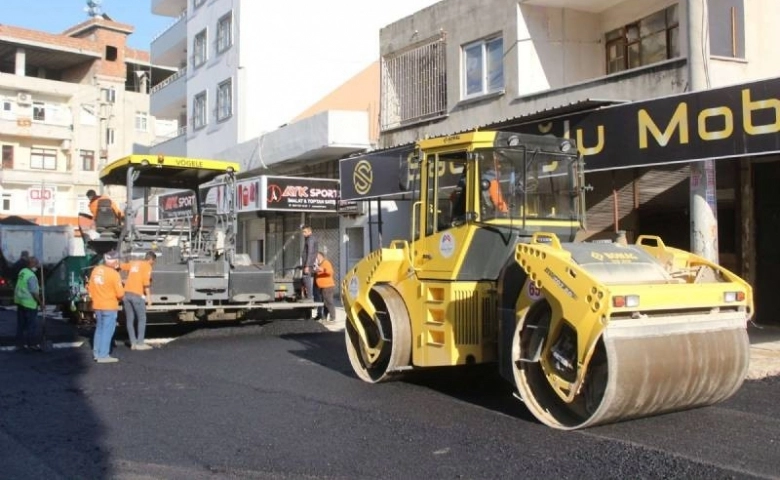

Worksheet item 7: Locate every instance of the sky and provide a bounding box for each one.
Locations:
[2,0,170,50]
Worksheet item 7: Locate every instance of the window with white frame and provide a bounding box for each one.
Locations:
[106,128,115,146]
[1,194,11,211]
[462,36,504,98]
[605,4,679,74]
[193,29,208,67]
[216,12,233,53]
[135,111,148,131]
[193,91,207,129]
[33,101,46,121]
[380,32,447,131]
[216,79,232,121]
[30,148,57,170]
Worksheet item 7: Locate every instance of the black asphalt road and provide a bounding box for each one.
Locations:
[0,320,778,479]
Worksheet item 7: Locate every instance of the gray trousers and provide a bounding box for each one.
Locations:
[123,293,147,345]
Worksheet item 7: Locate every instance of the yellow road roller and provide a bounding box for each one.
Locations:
[341,131,753,430]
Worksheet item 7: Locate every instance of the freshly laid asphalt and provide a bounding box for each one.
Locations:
[2,305,780,379]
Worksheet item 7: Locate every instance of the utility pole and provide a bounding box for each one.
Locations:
[687,0,719,263]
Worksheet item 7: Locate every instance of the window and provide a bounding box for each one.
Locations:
[101,87,116,104]
[33,102,46,121]
[106,128,115,146]
[193,91,207,129]
[2,101,10,111]
[105,45,118,61]
[30,148,57,170]
[193,29,208,67]
[81,150,95,171]
[709,0,745,58]
[2,145,13,169]
[135,111,148,131]
[462,36,504,98]
[606,4,679,74]
[217,12,233,53]
[380,32,447,131]
[1,194,10,211]
[216,79,232,121]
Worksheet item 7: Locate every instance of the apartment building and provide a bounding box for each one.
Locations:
[0,16,176,225]
[336,0,779,323]
[150,0,441,281]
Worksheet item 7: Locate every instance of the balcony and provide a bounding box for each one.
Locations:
[150,68,186,119]
[152,0,187,17]
[221,110,371,174]
[0,114,72,141]
[0,168,96,188]
[519,0,624,13]
[150,11,187,68]
[150,126,187,157]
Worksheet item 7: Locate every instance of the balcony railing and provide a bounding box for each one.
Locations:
[151,68,186,95]
[151,10,187,43]
[151,126,187,147]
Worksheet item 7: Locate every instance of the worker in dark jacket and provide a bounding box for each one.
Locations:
[300,225,319,301]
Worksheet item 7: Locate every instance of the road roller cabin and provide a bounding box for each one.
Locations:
[340,130,753,430]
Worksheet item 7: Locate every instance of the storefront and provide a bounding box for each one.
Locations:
[235,175,342,283]
[342,77,780,324]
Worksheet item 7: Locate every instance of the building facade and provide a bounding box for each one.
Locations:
[0,17,176,225]
[149,0,441,285]
[348,0,779,323]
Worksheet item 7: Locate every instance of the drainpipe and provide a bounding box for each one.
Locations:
[687,0,719,263]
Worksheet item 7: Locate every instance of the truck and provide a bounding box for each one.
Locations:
[340,131,753,430]
[71,154,319,324]
[0,224,76,305]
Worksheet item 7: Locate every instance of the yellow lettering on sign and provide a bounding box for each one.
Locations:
[698,107,734,141]
[576,125,605,156]
[742,88,780,135]
[638,103,689,149]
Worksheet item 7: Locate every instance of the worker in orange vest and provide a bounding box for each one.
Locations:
[87,251,125,363]
[314,251,336,322]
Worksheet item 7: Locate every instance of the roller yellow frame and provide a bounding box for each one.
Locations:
[341,130,753,430]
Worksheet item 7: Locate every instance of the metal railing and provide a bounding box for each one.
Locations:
[151,68,186,95]
[380,32,448,131]
[151,10,187,44]
[151,126,187,147]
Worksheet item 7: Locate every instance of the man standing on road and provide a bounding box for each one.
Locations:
[14,256,43,351]
[87,251,124,363]
[314,251,336,322]
[300,225,318,302]
[121,251,156,351]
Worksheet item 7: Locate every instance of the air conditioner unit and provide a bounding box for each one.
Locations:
[17,92,31,105]
[99,149,108,159]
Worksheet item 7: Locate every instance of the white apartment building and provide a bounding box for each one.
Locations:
[149,0,442,282]
[150,0,443,159]
[338,0,779,324]
[0,17,176,226]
